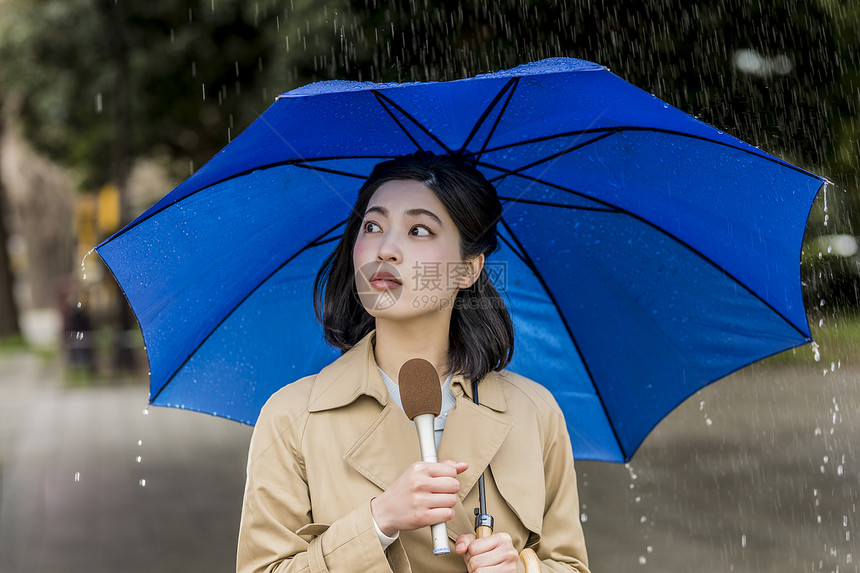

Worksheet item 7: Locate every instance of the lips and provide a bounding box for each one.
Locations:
[369,271,402,289]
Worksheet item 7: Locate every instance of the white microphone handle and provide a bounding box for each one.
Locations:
[413,413,450,555]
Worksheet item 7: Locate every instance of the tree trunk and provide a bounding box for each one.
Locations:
[97,0,137,372]
[0,120,21,339]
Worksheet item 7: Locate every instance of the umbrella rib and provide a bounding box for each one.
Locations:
[459,77,519,158]
[498,196,618,213]
[148,219,348,405]
[293,162,372,179]
[487,130,619,185]
[97,155,388,248]
[478,159,623,214]
[495,167,814,341]
[371,90,454,154]
[497,232,528,265]
[481,126,821,179]
[498,217,626,454]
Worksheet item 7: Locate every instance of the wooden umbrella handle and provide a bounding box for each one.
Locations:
[475,525,541,572]
[518,548,542,572]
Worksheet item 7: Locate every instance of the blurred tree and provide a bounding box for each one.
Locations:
[0,0,856,318]
[1,0,851,210]
[0,146,20,339]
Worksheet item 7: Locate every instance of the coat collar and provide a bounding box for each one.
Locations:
[306,331,389,412]
[305,330,516,539]
[307,330,508,413]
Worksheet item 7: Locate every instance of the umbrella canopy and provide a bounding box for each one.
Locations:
[96,58,825,463]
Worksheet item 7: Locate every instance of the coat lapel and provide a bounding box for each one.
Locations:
[308,332,426,493]
[343,402,420,492]
[437,375,512,538]
[307,333,517,541]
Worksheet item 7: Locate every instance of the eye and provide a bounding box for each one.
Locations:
[363,221,381,233]
[410,225,433,237]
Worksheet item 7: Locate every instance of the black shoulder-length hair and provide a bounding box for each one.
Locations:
[313,152,514,383]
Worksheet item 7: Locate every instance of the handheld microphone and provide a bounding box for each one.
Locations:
[399,358,449,556]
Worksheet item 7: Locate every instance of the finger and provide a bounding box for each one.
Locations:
[425,462,463,478]
[439,459,469,474]
[427,476,462,494]
[417,506,457,526]
[465,543,519,572]
[455,533,476,554]
[419,492,458,510]
[463,532,516,561]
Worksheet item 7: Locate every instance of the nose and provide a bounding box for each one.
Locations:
[376,232,401,263]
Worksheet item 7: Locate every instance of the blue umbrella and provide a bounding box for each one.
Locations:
[96,58,825,463]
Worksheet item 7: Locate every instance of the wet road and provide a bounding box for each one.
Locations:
[0,346,856,572]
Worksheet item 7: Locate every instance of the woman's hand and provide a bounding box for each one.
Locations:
[370,460,468,536]
[455,532,519,573]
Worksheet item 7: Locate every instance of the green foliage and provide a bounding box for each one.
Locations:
[0,0,348,189]
[0,0,858,228]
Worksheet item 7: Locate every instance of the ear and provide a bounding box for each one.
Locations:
[458,254,485,289]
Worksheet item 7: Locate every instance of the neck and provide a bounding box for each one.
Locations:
[373,315,451,386]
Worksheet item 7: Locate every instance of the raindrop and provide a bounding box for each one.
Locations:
[136,456,142,463]
[640,515,647,523]
[741,534,747,548]
[202,83,206,100]
[80,248,95,277]
[142,407,149,416]
[638,556,647,565]
[139,479,147,487]
[580,513,588,523]
[74,472,80,482]
[837,465,844,476]
[137,440,143,446]
[95,93,103,113]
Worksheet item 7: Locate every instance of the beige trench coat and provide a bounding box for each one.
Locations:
[237,332,589,573]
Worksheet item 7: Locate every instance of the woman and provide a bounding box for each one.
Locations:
[237,153,590,573]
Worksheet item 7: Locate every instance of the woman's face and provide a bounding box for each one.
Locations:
[352,179,481,322]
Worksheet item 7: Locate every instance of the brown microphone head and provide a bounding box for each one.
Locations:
[398,358,442,420]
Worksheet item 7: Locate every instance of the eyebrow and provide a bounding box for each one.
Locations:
[364,205,443,226]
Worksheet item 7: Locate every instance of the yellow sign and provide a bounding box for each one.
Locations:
[97,183,120,233]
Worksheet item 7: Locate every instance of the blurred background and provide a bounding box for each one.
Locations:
[0,1,857,572]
